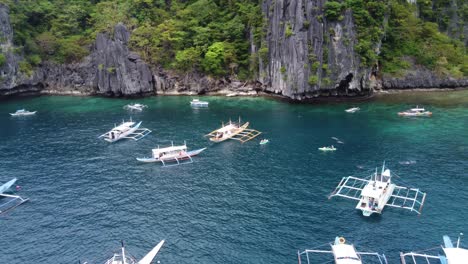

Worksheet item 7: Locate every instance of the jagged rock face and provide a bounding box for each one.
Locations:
[258,0,374,99]
[93,24,153,96]
[0,4,23,93]
[382,67,468,89]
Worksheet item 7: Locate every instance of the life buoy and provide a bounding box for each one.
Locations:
[338,237,346,244]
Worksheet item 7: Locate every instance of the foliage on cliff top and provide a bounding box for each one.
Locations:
[1,0,466,79]
[2,0,262,78]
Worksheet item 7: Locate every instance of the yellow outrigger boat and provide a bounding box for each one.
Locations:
[206,119,261,143]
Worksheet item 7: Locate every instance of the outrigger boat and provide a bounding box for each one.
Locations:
[206,118,261,143]
[400,234,468,264]
[136,142,206,167]
[319,146,336,151]
[190,99,209,107]
[298,236,388,264]
[99,119,151,143]
[124,103,147,111]
[82,240,165,264]
[10,109,36,116]
[345,107,360,113]
[0,178,29,215]
[329,162,426,216]
[398,106,432,117]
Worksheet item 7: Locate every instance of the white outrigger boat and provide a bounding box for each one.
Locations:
[206,118,261,143]
[398,106,432,117]
[99,120,151,143]
[298,236,388,264]
[0,178,29,215]
[136,142,206,166]
[82,240,165,264]
[345,107,360,113]
[329,162,426,216]
[400,234,468,264]
[10,109,37,116]
[319,145,336,151]
[124,103,147,111]
[190,99,209,107]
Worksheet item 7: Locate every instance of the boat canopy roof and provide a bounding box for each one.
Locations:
[361,182,387,198]
[443,248,468,264]
[331,244,362,264]
[152,145,187,154]
[410,107,426,111]
[112,122,135,132]
[216,123,238,133]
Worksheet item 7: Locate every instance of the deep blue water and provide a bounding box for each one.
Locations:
[0,92,467,264]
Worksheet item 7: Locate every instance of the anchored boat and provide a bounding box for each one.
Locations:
[329,162,426,216]
[400,234,467,264]
[0,178,29,215]
[206,118,261,143]
[124,103,147,111]
[319,145,336,151]
[398,106,432,117]
[9,109,37,116]
[260,139,269,145]
[345,107,360,113]
[82,240,165,264]
[298,236,388,264]
[136,142,206,166]
[190,99,209,107]
[99,120,151,143]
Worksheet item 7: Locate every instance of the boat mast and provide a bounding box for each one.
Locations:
[457,233,464,248]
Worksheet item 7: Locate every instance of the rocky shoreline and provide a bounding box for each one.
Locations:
[0,4,467,101]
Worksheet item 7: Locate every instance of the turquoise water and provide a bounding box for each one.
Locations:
[0,92,467,263]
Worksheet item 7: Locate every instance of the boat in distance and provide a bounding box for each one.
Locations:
[398,106,432,117]
[345,107,360,113]
[329,162,426,216]
[99,120,151,143]
[260,139,269,145]
[10,109,37,116]
[190,99,209,107]
[124,103,147,111]
[400,234,467,264]
[319,145,336,151]
[298,236,388,264]
[205,118,261,143]
[136,142,206,166]
[82,240,165,264]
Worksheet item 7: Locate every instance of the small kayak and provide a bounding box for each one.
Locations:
[260,139,269,145]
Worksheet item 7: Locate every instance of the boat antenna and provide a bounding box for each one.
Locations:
[239,116,241,125]
[457,233,464,248]
[121,240,126,264]
[171,141,174,146]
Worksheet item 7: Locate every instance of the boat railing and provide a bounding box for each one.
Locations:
[0,193,29,215]
[298,245,388,264]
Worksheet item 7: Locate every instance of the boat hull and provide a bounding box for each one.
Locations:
[398,111,432,117]
[10,111,37,116]
[137,148,206,163]
[103,122,142,143]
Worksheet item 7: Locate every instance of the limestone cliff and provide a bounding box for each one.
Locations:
[0,2,466,99]
[257,0,375,99]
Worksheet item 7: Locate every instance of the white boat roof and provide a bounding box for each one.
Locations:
[113,122,135,131]
[443,248,468,264]
[216,123,237,132]
[361,181,387,198]
[331,244,362,264]
[152,145,187,153]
